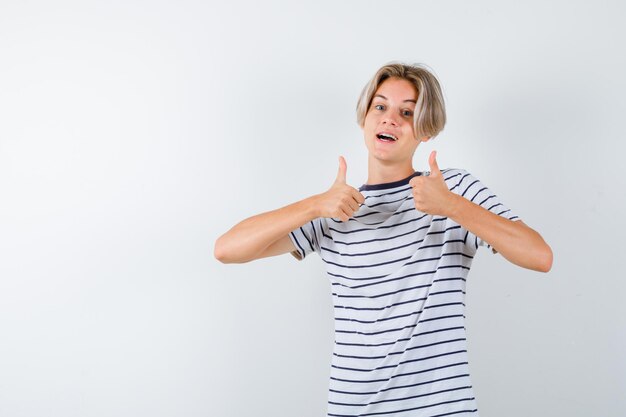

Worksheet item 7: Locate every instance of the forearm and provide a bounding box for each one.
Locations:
[215,159,365,264]
[447,194,553,272]
[214,195,320,264]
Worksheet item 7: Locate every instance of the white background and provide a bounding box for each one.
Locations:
[1,1,625,416]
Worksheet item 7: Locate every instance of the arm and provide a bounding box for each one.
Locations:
[214,157,365,264]
[410,151,553,273]
[214,197,317,264]
[447,196,553,272]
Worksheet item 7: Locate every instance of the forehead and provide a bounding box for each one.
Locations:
[374,77,418,100]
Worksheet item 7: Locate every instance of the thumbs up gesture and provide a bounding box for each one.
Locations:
[314,156,365,222]
[409,151,456,217]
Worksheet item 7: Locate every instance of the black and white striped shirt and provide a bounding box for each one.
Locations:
[289,168,520,417]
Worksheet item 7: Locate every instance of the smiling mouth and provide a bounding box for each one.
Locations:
[376,133,397,142]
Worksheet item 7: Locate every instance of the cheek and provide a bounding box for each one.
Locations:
[363,117,377,137]
[406,124,416,140]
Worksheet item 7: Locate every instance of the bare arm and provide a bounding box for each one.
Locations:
[214,157,365,264]
[214,197,317,264]
[410,151,553,273]
[447,197,553,272]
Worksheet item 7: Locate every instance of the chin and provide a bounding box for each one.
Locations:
[372,151,398,163]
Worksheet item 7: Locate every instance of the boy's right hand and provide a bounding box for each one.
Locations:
[313,156,365,222]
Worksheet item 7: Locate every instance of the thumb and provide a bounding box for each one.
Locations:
[428,150,441,176]
[335,156,347,184]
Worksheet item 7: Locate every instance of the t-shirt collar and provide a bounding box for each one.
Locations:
[359,171,423,192]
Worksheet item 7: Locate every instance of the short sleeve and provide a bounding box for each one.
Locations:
[450,169,522,252]
[288,218,325,260]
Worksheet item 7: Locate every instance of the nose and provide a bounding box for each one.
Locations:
[382,112,400,126]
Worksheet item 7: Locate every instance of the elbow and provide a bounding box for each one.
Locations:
[536,243,553,273]
[214,235,250,264]
[213,239,229,264]
[214,236,236,264]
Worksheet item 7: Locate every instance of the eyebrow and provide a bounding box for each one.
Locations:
[374,94,417,104]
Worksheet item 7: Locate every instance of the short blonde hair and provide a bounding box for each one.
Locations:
[356,62,446,140]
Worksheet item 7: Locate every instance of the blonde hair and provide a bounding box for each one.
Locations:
[356,62,446,140]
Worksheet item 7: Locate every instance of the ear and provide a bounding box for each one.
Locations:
[415,136,431,143]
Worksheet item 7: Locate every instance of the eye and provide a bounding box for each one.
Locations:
[402,109,413,117]
[374,104,385,111]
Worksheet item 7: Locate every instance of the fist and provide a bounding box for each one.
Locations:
[409,151,455,216]
[316,156,365,222]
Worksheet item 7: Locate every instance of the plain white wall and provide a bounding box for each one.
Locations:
[1,1,625,416]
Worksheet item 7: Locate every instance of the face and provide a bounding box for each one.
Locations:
[362,77,428,165]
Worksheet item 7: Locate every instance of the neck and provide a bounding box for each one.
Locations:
[366,155,415,185]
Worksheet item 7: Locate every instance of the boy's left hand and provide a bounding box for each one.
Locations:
[409,150,457,217]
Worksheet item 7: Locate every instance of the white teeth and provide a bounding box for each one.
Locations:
[377,133,397,141]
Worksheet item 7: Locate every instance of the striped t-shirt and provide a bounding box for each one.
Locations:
[289,168,520,417]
